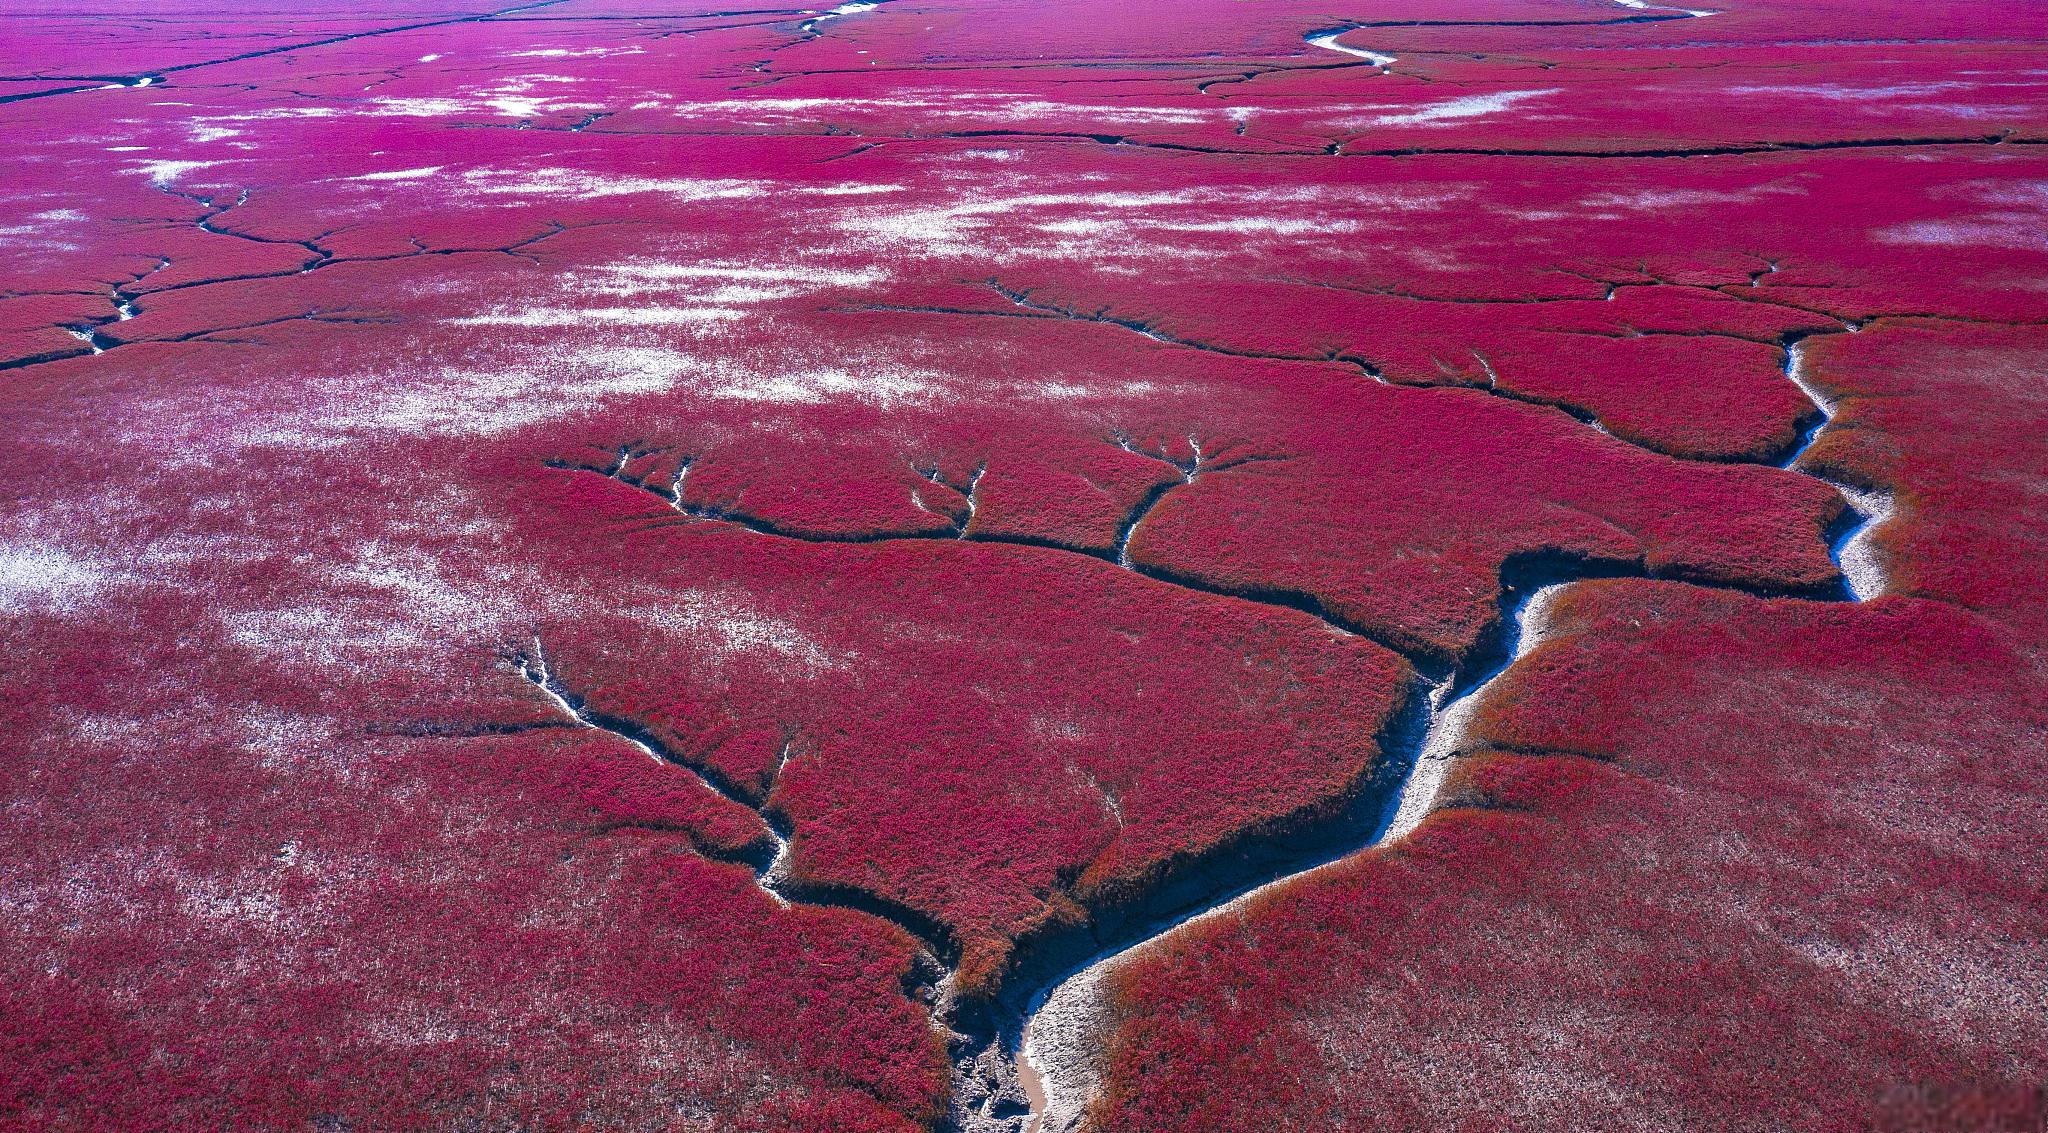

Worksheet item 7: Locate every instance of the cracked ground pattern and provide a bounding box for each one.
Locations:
[2,0,2045,1131]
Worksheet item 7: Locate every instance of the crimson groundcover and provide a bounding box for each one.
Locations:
[2,1,2044,1131]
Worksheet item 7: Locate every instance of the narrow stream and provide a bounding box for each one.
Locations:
[798,1,881,36]
[1781,331,1892,601]
[1304,0,1717,67]
[1611,0,1720,17]
[1303,28,1396,68]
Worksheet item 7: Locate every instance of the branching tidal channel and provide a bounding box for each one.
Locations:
[495,311,1893,1132]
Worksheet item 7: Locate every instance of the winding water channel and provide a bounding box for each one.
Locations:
[995,326,1891,1133]
[527,316,1894,1133]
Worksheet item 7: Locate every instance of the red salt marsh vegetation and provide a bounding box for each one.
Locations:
[1,0,2044,1130]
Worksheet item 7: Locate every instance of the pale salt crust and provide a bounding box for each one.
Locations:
[1726,81,1982,101]
[182,90,605,145]
[462,166,770,201]
[1833,484,1896,601]
[619,587,846,676]
[804,182,907,196]
[703,364,940,407]
[172,347,941,455]
[1726,81,2040,122]
[449,167,904,203]
[0,543,108,614]
[652,90,1215,129]
[1581,184,1807,211]
[174,480,536,686]
[1353,88,1561,128]
[123,308,1165,463]
[1041,215,1359,237]
[448,259,892,329]
[1866,178,2048,250]
[0,209,86,252]
[508,45,644,58]
[184,82,614,138]
[587,261,890,290]
[1873,217,2048,252]
[656,95,947,119]
[246,345,703,444]
[345,165,444,182]
[938,100,1210,126]
[1790,903,2048,1051]
[125,157,231,185]
[221,541,525,672]
[451,306,750,327]
[832,184,1460,259]
[182,106,339,144]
